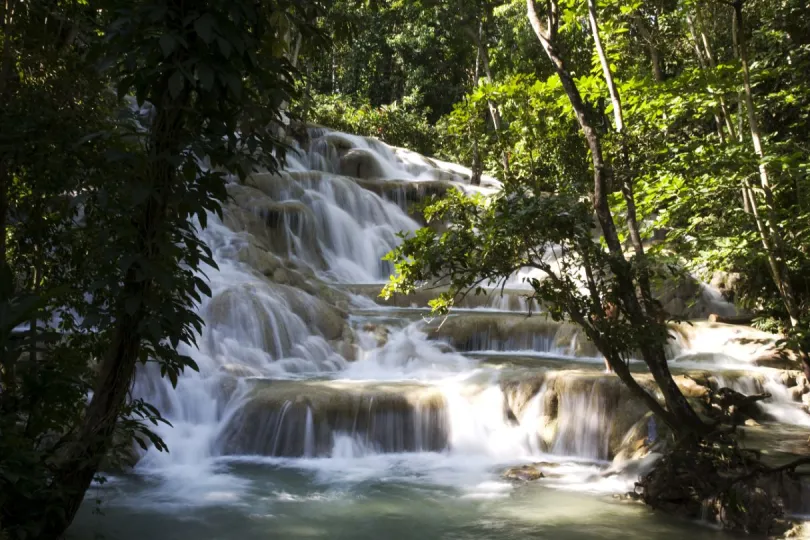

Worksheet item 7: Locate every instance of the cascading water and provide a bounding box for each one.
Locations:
[71,127,810,540]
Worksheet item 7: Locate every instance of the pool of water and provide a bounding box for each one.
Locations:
[70,455,729,540]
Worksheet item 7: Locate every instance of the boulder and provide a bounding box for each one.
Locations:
[503,464,545,482]
[339,149,386,179]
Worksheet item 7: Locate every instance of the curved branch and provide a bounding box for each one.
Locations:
[588,0,623,132]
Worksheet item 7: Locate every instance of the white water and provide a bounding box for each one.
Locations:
[74,127,810,539]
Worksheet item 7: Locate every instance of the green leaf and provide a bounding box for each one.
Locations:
[223,72,241,98]
[159,34,176,58]
[197,63,214,91]
[194,14,216,44]
[169,70,185,99]
[217,37,232,59]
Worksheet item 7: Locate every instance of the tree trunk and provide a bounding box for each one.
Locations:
[331,46,337,93]
[588,0,623,133]
[588,0,655,312]
[650,43,663,83]
[43,79,189,539]
[732,0,800,327]
[470,27,482,186]
[632,14,662,82]
[291,31,302,69]
[527,0,707,436]
[474,22,510,175]
[686,13,729,143]
[698,27,736,139]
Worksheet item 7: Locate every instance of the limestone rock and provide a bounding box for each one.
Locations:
[272,267,290,285]
[362,323,391,348]
[503,464,545,482]
[782,371,798,388]
[339,149,386,179]
[790,386,805,402]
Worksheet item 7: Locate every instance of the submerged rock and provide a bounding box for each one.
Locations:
[339,148,386,179]
[503,464,545,482]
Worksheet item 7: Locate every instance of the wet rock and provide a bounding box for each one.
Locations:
[206,282,349,358]
[246,171,305,201]
[607,452,663,481]
[339,149,386,179]
[236,241,283,276]
[709,271,742,301]
[332,325,358,362]
[677,375,711,399]
[543,390,559,419]
[662,298,686,317]
[219,363,263,378]
[362,323,391,348]
[354,177,450,204]
[503,464,545,482]
[782,371,798,388]
[207,285,293,357]
[273,283,349,341]
[272,267,290,284]
[225,184,327,269]
[783,522,810,538]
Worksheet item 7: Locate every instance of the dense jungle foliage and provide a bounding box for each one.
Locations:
[302,0,810,348]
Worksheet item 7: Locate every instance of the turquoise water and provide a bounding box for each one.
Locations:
[70,458,728,540]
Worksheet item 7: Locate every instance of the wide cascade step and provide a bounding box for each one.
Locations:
[424,313,599,357]
[217,380,449,457]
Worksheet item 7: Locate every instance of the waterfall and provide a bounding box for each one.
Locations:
[121,126,809,513]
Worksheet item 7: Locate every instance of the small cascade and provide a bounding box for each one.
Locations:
[502,372,652,461]
[426,314,599,359]
[216,380,449,457]
[714,372,810,427]
[227,171,421,283]
[551,378,615,460]
[667,321,782,364]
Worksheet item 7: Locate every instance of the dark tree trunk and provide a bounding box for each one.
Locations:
[633,15,663,82]
[527,0,708,437]
[42,75,189,539]
[732,0,800,327]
